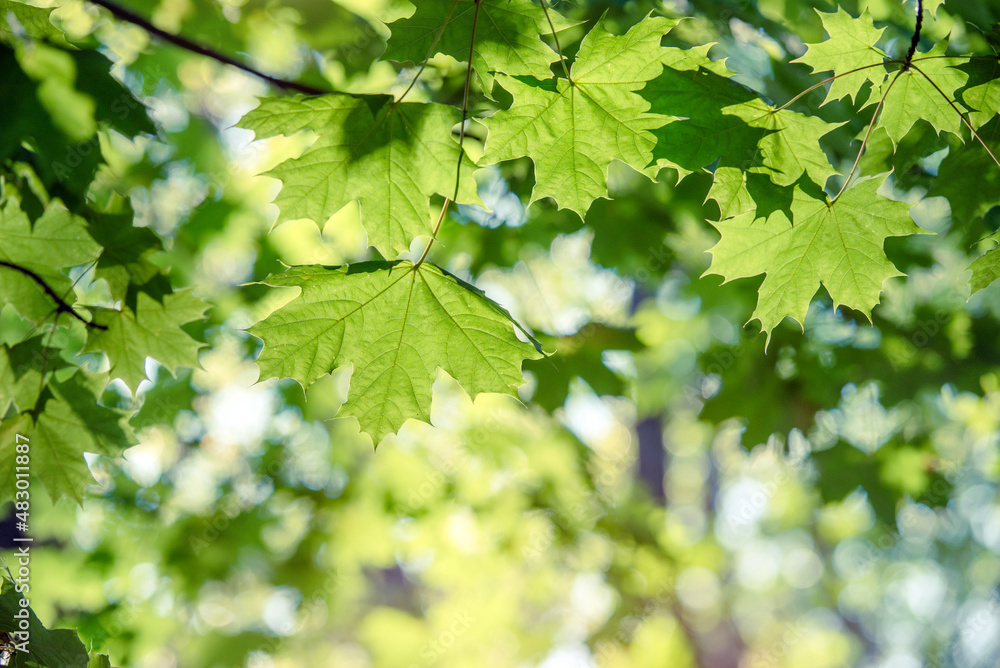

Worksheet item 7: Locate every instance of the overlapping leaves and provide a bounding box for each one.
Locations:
[240,95,481,256]
[241,2,1000,442]
[793,7,888,105]
[382,0,574,92]
[483,16,676,216]
[0,194,100,323]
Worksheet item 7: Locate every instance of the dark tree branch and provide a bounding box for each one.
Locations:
[87,0,333,96]
[903,0,924,70]
[0,260,107,330]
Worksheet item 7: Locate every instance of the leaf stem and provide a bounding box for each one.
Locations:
[87,0,332,96]
[415,199,452,266]
[775,53,998,114]
[832,70,902,203]
[415,0,481,267]
[0,260,107,330]
[539,0,571,82]
[773,61,892,112]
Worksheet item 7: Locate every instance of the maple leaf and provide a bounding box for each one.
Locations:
[922,0,946,19]
[957,58,1000,130]
[969,241,1000,295]
[0,194,101,323]
[723,99,843,188]
[86,211,163,298]
[382,0,575,92]
[483,16,676,217]
[0,0,69,45]
[707,167,757,221]
[0,337,69,415]
[82,290,208,393]
[879,42,969,147]
[704,176,924,344]
[929,128,1000,224]
[0,579,90,667]
[643,55,765,181]
[645,55,841,187]
[0,372,133,504]
[239,95,481,257]
[249,261,542,444]
[792,7,888,105]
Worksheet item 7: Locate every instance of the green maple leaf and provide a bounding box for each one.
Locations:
[483,16,676,216]
[0,372,133,504]
[723,99,843,188]
[249,261,542,444]
[969,241,1000,294]
[0,579,89,668]
[0,194,101,323]
[645,54,840,187]
[88,653,112,668]
[0,0,70,46]
[82,291,209,393]
[929,128,1000,224]
[958,58,1000,130]
[0,413,30,504]
[240,95,481,256]
[86,211,163,298]
[879,42,969,147]
[0,337,68,415]
[382,0,574,92]
[792,7,888,105]
[644,55,765,181]
[706,167,796,223]
[707,167,756,221]
[704,176,923,344]
[921,0,946,20]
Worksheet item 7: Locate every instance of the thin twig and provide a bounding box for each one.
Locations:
[832,71,902,202]
[87,0,331,96]
[539,0,571,82]
[415,0,482,267]
[909,63,1000,168]
[0,260,107,330]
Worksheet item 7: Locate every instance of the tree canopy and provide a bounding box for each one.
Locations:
[2,0,1000,666]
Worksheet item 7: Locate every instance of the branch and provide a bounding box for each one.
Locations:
[0,261,107,330]
[903,0,924,70]
[87,0,333,96]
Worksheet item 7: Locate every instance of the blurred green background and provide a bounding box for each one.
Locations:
[4,0,1000,666]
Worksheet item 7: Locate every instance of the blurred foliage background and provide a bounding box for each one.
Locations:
[3,0,1000,666]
